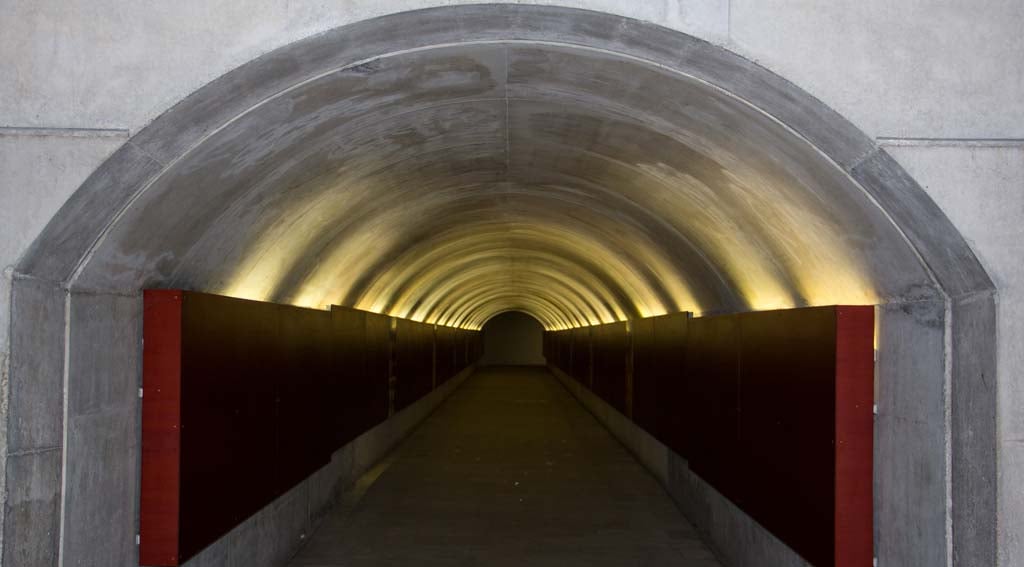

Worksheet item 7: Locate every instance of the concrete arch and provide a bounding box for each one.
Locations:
[5,5,995,566]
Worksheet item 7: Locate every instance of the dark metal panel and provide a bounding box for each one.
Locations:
[685,312,741,503]
[276,305,333,494]
[680,306,874,567]
[736,307,838,566]
[571,326,592,387]
[393,319,435,411]
[653,312,688,457]
[592,322,628,413]
[363,312,392,426]
[178,292,280,561]
[330,306,366,447]
[630,318,657,436]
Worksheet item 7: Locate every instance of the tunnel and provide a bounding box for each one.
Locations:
[3,5,998,567]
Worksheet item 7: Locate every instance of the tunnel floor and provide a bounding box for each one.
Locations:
[288,366,722,566]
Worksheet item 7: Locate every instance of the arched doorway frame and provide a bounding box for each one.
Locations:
[3,5,996,565]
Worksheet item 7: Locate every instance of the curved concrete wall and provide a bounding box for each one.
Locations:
[43,38,933,328]
[0,3,1019,567]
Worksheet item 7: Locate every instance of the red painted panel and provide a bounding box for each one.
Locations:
[834,306,874,567]
[141,290,183,566]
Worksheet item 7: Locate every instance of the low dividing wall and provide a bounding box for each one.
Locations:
[545,306,874,567]
[141,291,481,566]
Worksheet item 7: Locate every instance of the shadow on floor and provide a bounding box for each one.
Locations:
[288,366,721,567]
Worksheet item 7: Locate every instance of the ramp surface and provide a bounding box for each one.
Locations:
[289,366,722,567]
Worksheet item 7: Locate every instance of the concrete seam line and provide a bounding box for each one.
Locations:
[57,292,71,567]
[945,299,955,566]
[877,137,1024,148]
[0,127,129,139]
[4,446,62,457]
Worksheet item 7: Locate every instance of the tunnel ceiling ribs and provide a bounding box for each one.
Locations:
[60,28,938,330]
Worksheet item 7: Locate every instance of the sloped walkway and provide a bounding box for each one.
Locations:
[289,366,721,567]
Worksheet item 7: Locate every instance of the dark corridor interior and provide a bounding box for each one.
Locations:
[140,291,872,567]
[288,366,721,567]
[480,311,546,366]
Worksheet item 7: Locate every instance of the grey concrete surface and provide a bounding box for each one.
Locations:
[950,293,998,566]
[480,312,546,366]
[0,1,729,133]
[874,301,949,566]
[2,450,61,567]
[550,365,807,567]
[0,131,125,347]
[289,366,721,567]
[3,1,1019,139]
[2,277,65,567]
[728,0,1024,139]
[61,292,141,566]
[888,143,1024,565]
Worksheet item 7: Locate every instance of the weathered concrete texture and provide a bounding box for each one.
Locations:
[3,277,67,567]
[874,301,948,566]
[182,363,476,567]
[61,292,141,566]
[2,449,61,567]
[0,1,728,132]
[1001,442,1024,566]
[5,277,65,456]
[549,366,807,567]
[887,143,1024,566]
[949,294,998,567]
[8,1,1021,140]
[17,141,162,285]
[729,0,1024,139]
[850,149,993,299]
[290,366,720,567]
[0,131,125,352]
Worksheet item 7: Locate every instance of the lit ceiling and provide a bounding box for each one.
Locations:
[77,43,930,329]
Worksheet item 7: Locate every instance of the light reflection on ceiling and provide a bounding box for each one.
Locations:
[79,42,932,329]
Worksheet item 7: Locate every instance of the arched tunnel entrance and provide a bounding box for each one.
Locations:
[4,5,996,567]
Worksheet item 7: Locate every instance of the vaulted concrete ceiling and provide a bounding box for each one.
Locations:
[72,41,932,329]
